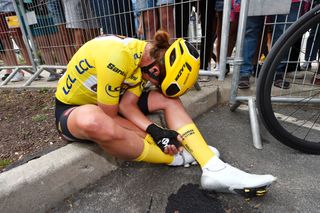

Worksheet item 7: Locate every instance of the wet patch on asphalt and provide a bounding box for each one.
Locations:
[166,183,225,213]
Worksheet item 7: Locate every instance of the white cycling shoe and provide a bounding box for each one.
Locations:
[201,156,277,197]
[169,146,220,167]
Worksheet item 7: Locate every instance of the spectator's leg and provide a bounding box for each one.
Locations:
[251,26,269,77]
[158,5,175,40]
[175,0,191,38]
[273,2,301,75]
[199,0,216,70]
[227,18,238,57]
[238,16,264,89]
[49,32,69,65]
[58,25,75,61]
[119,0,135,37]
[288,38,302,71]
[305,25,320,64]
[143,8,159,41]
[1,35,17,66]
[0,12,18,66]
[11,29,32,65]
[240,16,264,77]
[34,35,54,64]
[215,10,222,66]
[47,0,69,65]
[73,29,86,50]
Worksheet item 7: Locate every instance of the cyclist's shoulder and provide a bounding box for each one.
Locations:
[92,35,143,46]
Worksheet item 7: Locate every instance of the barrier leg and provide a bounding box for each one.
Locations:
[248,97,262,149]
[194,81,201,91]
[229,101,241,112]
[1,68,19,86]
[23,67,44,86]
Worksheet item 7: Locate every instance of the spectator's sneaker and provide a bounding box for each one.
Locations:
[213,63,219,71]
[238,76,250,89]
[201,156,277,197]
[311,73,320,85]
[33,75,45,81]
[10,72,24,82]
[225,64,230,76]
[1,73,10,81]
[47,73,60,82]
[169,146,220,167]
[301,62,312,70]
[215,64,230,79]
[274,78,290,89]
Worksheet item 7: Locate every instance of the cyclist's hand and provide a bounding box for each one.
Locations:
[146,123,182,155]
[163,135,184,155]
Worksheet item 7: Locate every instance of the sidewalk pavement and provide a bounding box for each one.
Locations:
[0,78,232,213]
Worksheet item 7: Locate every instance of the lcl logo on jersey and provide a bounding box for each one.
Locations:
[62,59,94,95]
[75,59,94,74]
[105,84,128,98]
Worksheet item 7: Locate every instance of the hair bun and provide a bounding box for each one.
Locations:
[154,30,170,49]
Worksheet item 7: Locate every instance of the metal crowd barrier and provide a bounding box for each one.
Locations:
[0,0,216,87]
[222,0,319,149]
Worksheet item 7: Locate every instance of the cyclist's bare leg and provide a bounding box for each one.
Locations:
[66,104,144,160]
[146,90,193,130]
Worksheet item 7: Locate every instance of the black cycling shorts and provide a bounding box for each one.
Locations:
[55,91,151,142]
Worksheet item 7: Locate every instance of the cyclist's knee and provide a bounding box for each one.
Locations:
[151,91,183,109]
[75,111,117,141]
[74,107,116,141]
[163,96,183,110]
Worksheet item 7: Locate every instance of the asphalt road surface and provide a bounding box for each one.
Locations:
[51,106,320,213]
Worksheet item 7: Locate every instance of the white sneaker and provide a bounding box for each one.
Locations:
[10,72,24,82]
[169,146,220,167]
[213,63,220,72]
[201,156,276,197]
[301,62,312,70]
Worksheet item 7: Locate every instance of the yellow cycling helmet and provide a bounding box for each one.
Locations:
[161,38,200,97]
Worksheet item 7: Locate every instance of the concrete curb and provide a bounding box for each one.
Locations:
[0,82,224,213]
[0,143,121,213]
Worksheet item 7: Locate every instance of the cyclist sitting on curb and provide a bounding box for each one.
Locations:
[54,30,276,197]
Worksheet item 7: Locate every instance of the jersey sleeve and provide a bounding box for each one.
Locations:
[95,51,129,105]
[126,82,144,97]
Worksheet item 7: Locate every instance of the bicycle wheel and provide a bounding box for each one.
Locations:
[257,5,320,154]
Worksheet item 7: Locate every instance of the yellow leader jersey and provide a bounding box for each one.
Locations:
[55,35,147,106]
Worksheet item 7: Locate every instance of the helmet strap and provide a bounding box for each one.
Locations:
[141,60,159,81]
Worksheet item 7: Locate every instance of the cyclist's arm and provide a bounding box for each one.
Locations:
[119,90,153,131]
[98,101,146,136]
[97,102,119,118]
[95,48,128,117]
[96,71,123,117]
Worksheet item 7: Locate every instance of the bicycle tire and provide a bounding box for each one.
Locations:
[257,5,320,154]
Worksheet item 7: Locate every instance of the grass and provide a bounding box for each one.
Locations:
[0,159,12,169]
[39,88,49,93]
[32,114,48,122]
